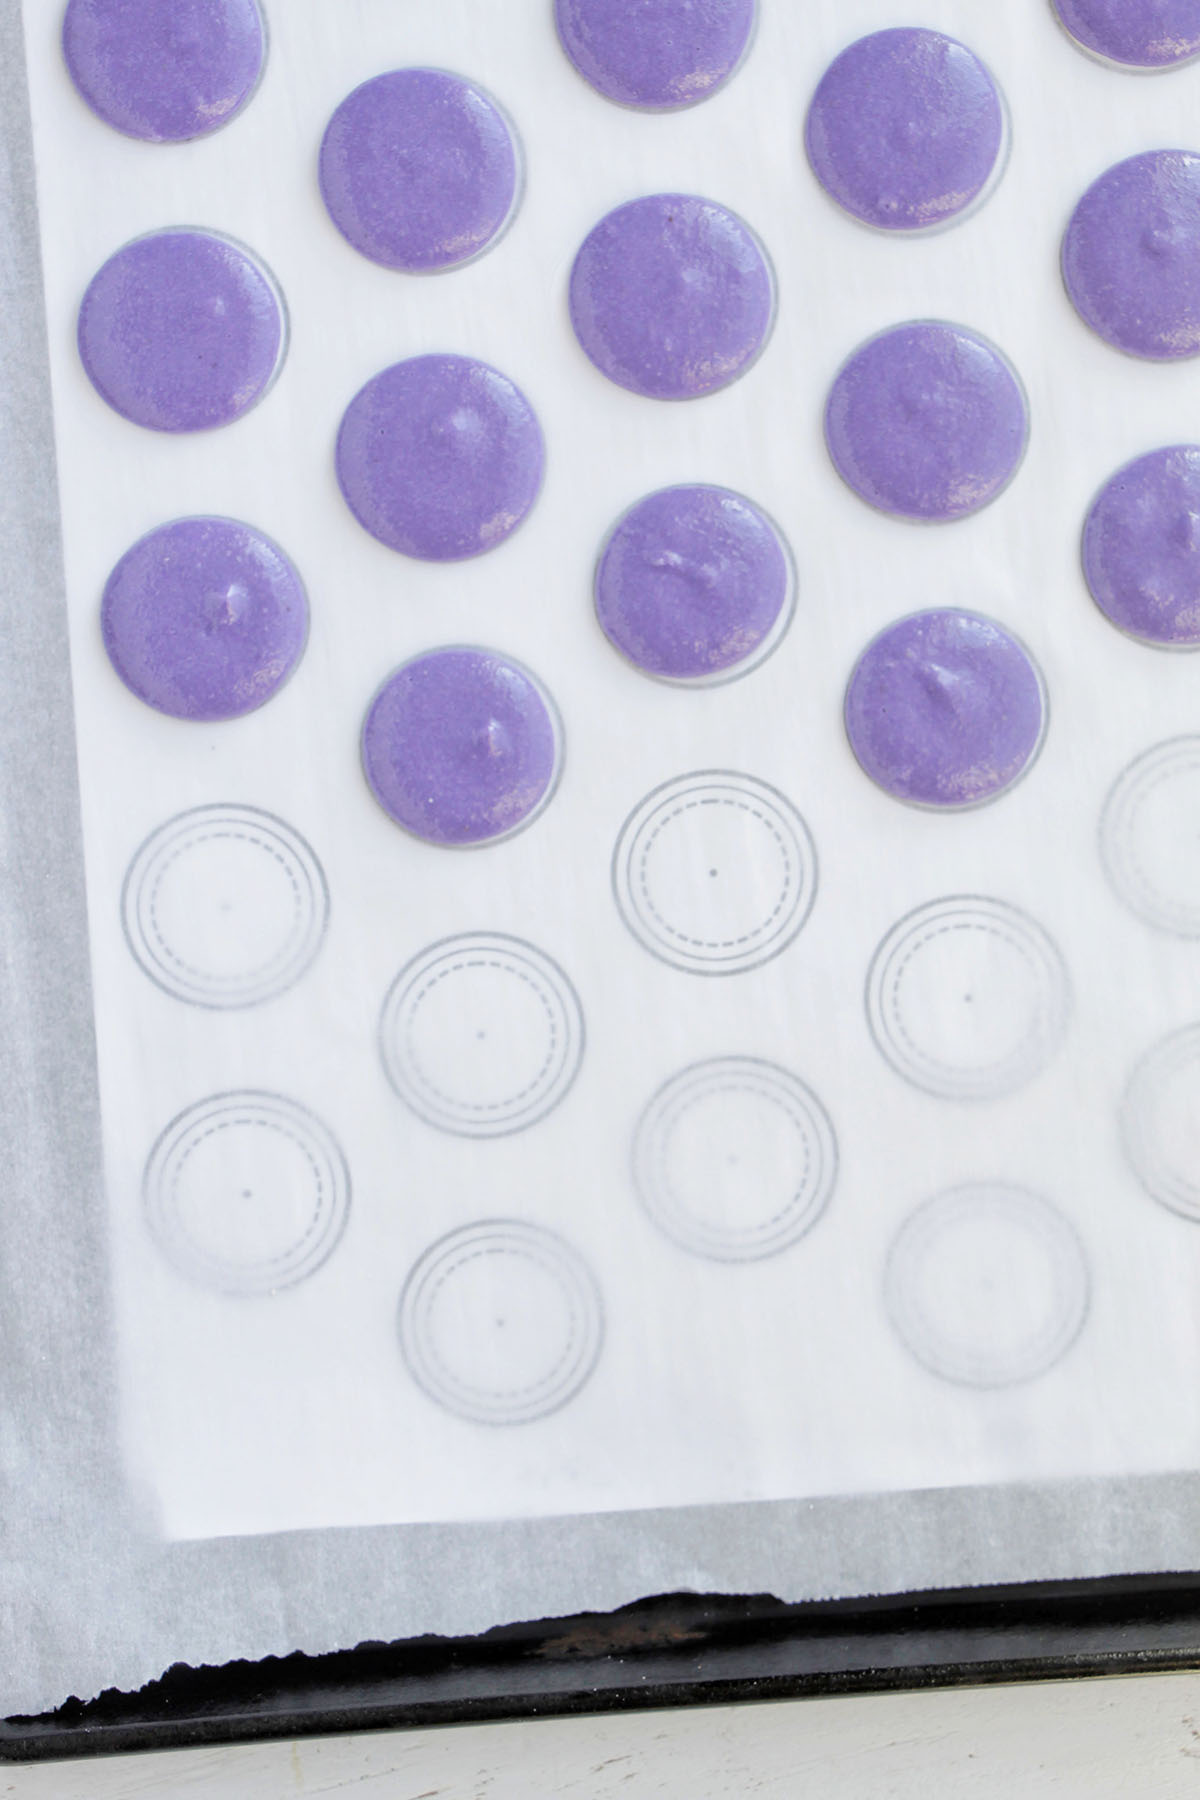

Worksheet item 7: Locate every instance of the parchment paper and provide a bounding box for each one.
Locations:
[5,0,1200,1719]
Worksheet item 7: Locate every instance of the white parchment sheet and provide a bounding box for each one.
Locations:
[17,0,1200,1548]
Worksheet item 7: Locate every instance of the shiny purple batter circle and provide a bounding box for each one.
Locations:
[595,484,791,681]
[845,610,1047,809]
[554,0,756,110]
[62,0,265,142]
[1083,446,1200,646]
[77,229,285,432]
[825,321,1028,522]
[336,354,544,561]
[1063,151,1200,359]
[569,193,774,400]
[101,517,308,722]
[319,69,520,272]
[805,29,1006,232]
[361,647,561,846]
[1051,0,1200,69]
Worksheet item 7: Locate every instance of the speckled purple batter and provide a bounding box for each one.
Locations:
[825,321,1028,522]
[569,193,774,400]
[1083,446,1200,646]
[361,647,560,845]
[805,28,1005,232]
[1052,0,1200,68]
[1063,151,1200,359]
[335,355,544,560]
[554,0,755,109]
[845,609,1046,808]
[101,517,308,721]
[77,230,285,432]
[62,0,264,142]
[595,484,790,680]
[319,69,519,272]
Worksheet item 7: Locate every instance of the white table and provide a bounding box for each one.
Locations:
[5,1671,1200,1798]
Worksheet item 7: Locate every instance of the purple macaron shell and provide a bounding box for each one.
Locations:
[319,68,519,272]
[845,609,1046,808]
[554,0,755,109]
[77,229,285,432]
[825,321,1028,522]
[595,484,790,680]
[362,647,561,845]
[1063,151,1200,359]
[1052,0,1200,69]
[1083,446,1200,645]
[101,517,307,721]
[569,193,774,400]
[62,0,265,142]
[335,354,544,561]
[806,28,1005,232]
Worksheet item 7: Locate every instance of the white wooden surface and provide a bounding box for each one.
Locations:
[5,1673,1200,1798]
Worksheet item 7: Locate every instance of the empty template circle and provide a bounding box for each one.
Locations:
[867,898,1070,1100]
[1122,1026,1200,1219]
[144,1091,350,1294]
[335,354,544,559]
[633,1058,837,1260]
[825,321,1028,521]
[319,69,520,272]
[398,1220,604,1423]
[101,517,308,721]
[594,484,793,683]
[62,0,266,142]
[613,771,817,974]
[122,805,328,1007]
[885,1184,1089,1386]
[805,28,1006,233]
[554,0,756,109]
[1101,738,1200,936]
[1063,152,1200,360]
[569,193,774,400]
[380,933,584,1136]
[78,230,286,432]
[1051,0,1200,69]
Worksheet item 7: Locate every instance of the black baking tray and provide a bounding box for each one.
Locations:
[4,1573,1200,1762]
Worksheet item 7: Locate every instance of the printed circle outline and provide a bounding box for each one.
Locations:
[633,1056,838,1260]
[612,771,817,974]
[380,933,585,1137]
[1101,738,1200,937]
[866,896,1070,1100]
[885,1183,1089,1386]
[397,1219,604,1424]
[121,804,329,1008]
[143,1090,351,1295]
[1122,1025,1200,1220]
